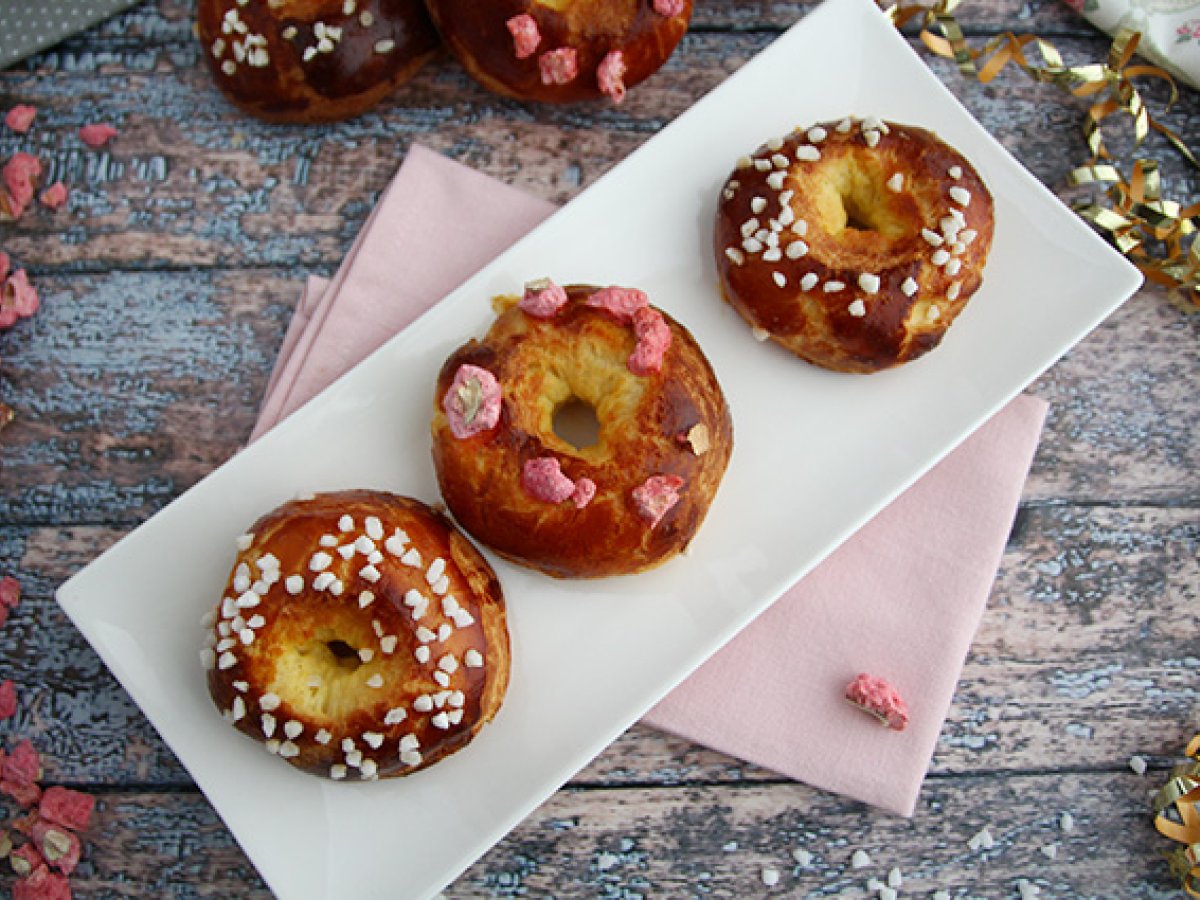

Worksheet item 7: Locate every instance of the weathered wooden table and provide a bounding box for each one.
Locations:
[1,0,1197,896]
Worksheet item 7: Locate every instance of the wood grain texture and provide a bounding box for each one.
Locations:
[0,0,1197,896]
[0,770,1187,897]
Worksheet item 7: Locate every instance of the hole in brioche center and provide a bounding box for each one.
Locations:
[325,639,362,671]
[841,191,880,233]
[553,397,601,450]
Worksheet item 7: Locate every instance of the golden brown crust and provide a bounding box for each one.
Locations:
[431,285,732,578]
[714,117,996,373]
[423,0,691,103]
[196,0,439,124]
[203,490,509,780]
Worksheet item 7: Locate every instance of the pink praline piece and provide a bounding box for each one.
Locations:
[571,477,596,509]
[0,679,15,719]
[1,269,40,328]
[844,673,909,731]
[522,457,575,504]
[597,50,627,103]
[538,48,578,86]
[518,278,569,318]
[443,364,501,439]
[5,105,36,134]
[39,182,67,210]
[584,285,648,323]
[632,474,684,528]
[3,153,41,212]
[506,14,541,59]
[79,123,118,149]
[627,306,671,375]
[653,0,686,16]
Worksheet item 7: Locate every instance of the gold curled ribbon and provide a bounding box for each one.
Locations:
[1154,734,1200,896]
[878,0,1200,309]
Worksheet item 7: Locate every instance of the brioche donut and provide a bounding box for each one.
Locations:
[201,491,509,781]
[431,281,732,578]
[714,116,995,373]
[422,0,692,103]
[196,0,439,123]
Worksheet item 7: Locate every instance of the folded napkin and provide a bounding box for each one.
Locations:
[253,144,1047,816]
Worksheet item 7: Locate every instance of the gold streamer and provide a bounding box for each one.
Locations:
[1154,734,1200,896]
[879,0,1200,309]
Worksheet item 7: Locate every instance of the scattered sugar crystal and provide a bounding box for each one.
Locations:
[761,867,780,887]
[968,826,995,851]
[1129,754,1148,775]
[850,849,871,868]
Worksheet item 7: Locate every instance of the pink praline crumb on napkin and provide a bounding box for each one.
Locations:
[251,144,1047,816]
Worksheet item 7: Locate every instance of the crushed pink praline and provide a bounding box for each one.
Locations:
[518,278,569,318]
[844,672,909,731]
[3,153,42,213]
[0,679,15,719]
[571,477,596,509]
[39,182,68,210]
[522,457,575,504]
[628,306,671,375]
[632,474,684,528]
[31,819,81,875]
[39,786,95,832]
[79,123,117,149]
[6,269,40,315]
[507,14,541,59]
[597,50,627,103]
[443,364,501,439]
[1,269,40,328]
[2,738,41,786]
[5,105,36,134]
[13,863,72,900]
[653,0,686,16]
[585,285,649,323]
[522,459,595,508]
[538,48,578,85]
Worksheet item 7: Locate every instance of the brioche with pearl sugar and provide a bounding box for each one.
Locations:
[195,0,439,123]
[714,116,995,373]
[422,0,692,103]
[432,281,732,578]
[201,491,509,780]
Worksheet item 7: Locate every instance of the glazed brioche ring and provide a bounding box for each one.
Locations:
[431,281,732,578]
[202,491,509,781]
[196,0,440,123]
[714,117,996,373]
[423,0,692,103]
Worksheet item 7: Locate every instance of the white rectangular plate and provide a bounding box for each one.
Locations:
[57,0,1142,896]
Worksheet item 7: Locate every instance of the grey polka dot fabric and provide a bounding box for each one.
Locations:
[0,0,142,69]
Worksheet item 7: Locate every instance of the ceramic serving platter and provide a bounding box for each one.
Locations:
[57,0,1142,895]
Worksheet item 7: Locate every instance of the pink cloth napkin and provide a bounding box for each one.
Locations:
[253,144,1047,816]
